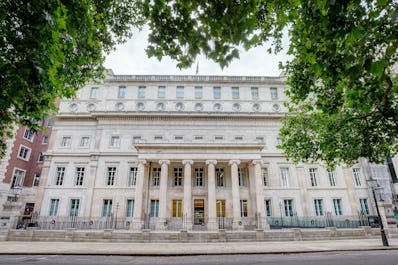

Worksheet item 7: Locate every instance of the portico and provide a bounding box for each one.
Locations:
[131,143,267,230]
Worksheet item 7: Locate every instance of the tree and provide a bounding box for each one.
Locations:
[0,0,144,157]
[141,0,398,167]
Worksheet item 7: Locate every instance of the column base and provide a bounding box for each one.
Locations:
[155,219,168,231]
[131,218,143,231]
[207,220,218,231]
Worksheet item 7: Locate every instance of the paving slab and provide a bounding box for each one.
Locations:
[0,239,397,256]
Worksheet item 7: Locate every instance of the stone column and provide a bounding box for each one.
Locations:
[158,160,170,230]
[133,159,146,230]
[206,160,218,230]
[230,160,243,230]
[183,160,193,230]
[341,166,360,215]
[252,160,269,229]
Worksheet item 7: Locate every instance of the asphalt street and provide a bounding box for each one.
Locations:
[1,250,398,265]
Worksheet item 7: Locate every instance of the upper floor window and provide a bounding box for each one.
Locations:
[216,168,225,187]
[173,167,183,186]
[235,136,243,141]
[61,136,71,147]
[175,136,184,141]
[106,167,117,186]
[80,137,90,147]
[128,167,138,186]
[262,168,269,186]
[214,136,223,141]
[213,87,221,99]
[33,174,40,186]
[270,87,278,99]
[176,86,184,98]
[38,152,45,162]
[194,136,203,140]
[238,168,247,187]
[195,86,203,98]
[231,87,240,99]
[17,145,31,160]
[54,167,65,185]
[309,168,319,186]
[352,168,362,186]
[280,167,290,187]
[138,86,146,97]
[276,137,283,147]
[251,87,259,98]
[110,136,120,148]
[90,87,98,98]
[23,128,34,141]
[158,86,166,98]
[151,168,161,186]
[11,168,25,188]
[328,169,337,186]
[75,167,85,186]
[194,168,204,187]
[132,136,141,144]
[42,135,49,144]
[118,86,126,98]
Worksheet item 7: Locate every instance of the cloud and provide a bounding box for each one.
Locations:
[104,28,291,76]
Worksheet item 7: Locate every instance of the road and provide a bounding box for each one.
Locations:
[1,251,397,265]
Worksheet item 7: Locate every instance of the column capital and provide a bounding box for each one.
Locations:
[137,159,147,165]
[252,160,262,166]
[205,160,217,166]
[158,160,170,165]
[182,160,194,165]
[229,160,241,166]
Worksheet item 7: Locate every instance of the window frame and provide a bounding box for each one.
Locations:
[138,86,146,97]
[176,86,184,98]
[106,167,117,186]
[128,167,138,186]
[102,199,113,217]
[49,198,60,216]
[231,87,240,99]
[194,86,203,98]
[251,87,259,98]
[17,145,31,161]
[23,128,35,142]
[158,86,166,98]
[90,87,99,98]
[110,136,120,148]
[75,167,85,186]
[270,87,278,99]
[11,168,25,188]
[213,87,221,99]
[54,166,65,186]
[61,136,71,147]
[118,86,126,98]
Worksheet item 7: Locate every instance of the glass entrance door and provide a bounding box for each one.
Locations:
[194,199,205,225]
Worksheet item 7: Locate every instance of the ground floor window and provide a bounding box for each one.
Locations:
[172,200,182,217]
[360,198,369,215]
[150,200,159,217]
[102,199,113,217]
[284,199,294,216]
[126,199,134,217]
[333,199,343,215]
[49,199,59,216]
[265,199,272,216]
[314,199,323,216]
[216,200,226,217]
[69,199,80,216]
[240,200,248,217]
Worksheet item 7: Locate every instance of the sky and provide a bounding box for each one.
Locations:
[104,28,291,77]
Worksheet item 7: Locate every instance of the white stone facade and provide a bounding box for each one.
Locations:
[35,70,395,230]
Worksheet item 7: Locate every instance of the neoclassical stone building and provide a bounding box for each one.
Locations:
[34,70,397,230]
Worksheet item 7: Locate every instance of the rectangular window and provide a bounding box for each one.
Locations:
[23,128,34,141]
[49,199,59,216]
[333,199,343,215]
[280,167,290,187]
[18,145,31,160]
[309,168,318,187]
[172,200,183,217]
[106,167,116,186]
[214,136,223,140]
[152,168,161,186]
[150,200,159,217]
[102,199,113,217]
[174,136,184,141]
[352,168,362,186]
[11,169,25,188]
[128,167,138,186]
[238,168,247,187]
[194,168,204,187]
[213,87,221,99]
[194,86,203,98]
[158,86,166,98]
[194,136,203,140]
[61,136,71,147]
[314,199,323,216]
[262,168,269,186]
[132,136,141,144]
[256,136,265,143]
[216,200,226,217]
[176,86,184,98]
[235,136,243,141]
[80,137,90,147]
[110,136,120,148]
[42,135,49,144]
[90,87,98,98]
[284,199,294,216]
[232,87,240,99]
[270,87,278,99]
[216,168,225,187]
[360,198,369,215]
[173,167,183,186]
[69,199,80,216]
[154,135,163,140]
[126,199,134,217]
[276,137,283,146]
[38,152,45,162]
[33,174,40,186]
[251,87,259,98]
[55,167,65,186]
[75,167,85,186]
[138,86,146,97]
[240,200,248,217]
[265,199,272,216]
[118,86,126,98]
[328,169,337,186]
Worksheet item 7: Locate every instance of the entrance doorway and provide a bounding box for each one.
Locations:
[194,199,205,225]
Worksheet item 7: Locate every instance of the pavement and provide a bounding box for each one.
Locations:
[0,239,397,256]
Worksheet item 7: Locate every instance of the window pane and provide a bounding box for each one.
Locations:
[213,87,221,99]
